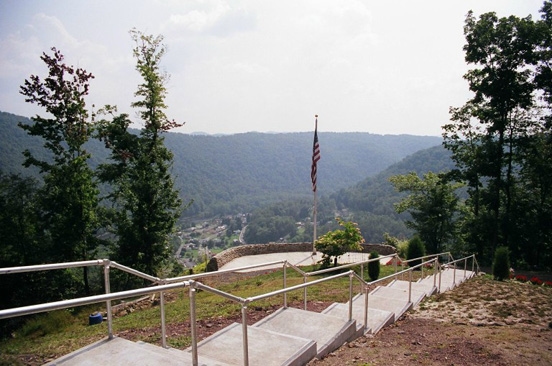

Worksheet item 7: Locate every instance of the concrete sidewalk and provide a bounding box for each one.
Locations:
[219,251,388,272]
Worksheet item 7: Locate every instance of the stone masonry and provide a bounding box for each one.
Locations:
[206,242,396,272]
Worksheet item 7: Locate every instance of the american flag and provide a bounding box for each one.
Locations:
[311,117,320,192]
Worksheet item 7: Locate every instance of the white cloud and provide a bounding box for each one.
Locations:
[0,0,547,135]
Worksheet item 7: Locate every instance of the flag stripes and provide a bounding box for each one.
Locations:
[311,117,320,192]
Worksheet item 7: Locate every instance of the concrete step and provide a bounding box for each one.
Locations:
[369,285,425,308]
[191,322,317,366]
[135,340,231,365]
[44,336,225,366]
[387,279,437,299]
[322,301,394,336]
[422,268,476,293]
[252,307,356,359]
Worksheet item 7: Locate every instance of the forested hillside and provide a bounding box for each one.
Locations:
[244,145,456,244]
[0,111,442,217]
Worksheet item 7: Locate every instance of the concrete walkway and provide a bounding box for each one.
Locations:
[219,251,388,272]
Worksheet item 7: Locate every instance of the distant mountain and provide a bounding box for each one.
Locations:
[329,145,456,241]
[0,111,443,217]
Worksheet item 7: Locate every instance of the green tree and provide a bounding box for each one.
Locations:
[368,251,380,281]
[315,218,364,267]
[443,3,552,269]
[492,246,510,281]
[406,235,426,269]
[18,48,100,294]
[390,172,461,254]
[97,30,184,277]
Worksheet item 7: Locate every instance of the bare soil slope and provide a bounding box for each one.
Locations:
[309,275,552,366]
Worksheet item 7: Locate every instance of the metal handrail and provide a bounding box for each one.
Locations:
[164,259,288,283]
[299,253,398,310]
[439,254,479,287]
[187,270,357,366]
[0,253,478,366]
[0,281,189,320]
[0,259,105,274]
[353,257,440,332]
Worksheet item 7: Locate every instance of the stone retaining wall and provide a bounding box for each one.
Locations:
[206,242,396,272]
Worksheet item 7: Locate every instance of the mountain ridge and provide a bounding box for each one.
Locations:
[0,110,443,217]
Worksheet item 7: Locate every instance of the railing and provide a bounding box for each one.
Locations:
[439,254,480,288]
[353,257,440,332]
[398,251,453,279]
[0,252,479,366]
[187,269,358,366]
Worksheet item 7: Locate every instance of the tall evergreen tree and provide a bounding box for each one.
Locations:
[97,30,183,276]
[19,48,100,294]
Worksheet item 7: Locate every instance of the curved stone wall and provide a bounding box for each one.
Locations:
[206,242,396,272]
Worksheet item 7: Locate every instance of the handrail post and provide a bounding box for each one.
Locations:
[464,257,467,279]
[453,265,456,287]
[348,271,353,321]
[408,270,412,303]
[433,258,437,289]
[394,254,398,274]
[360,263,364,293]
[283,262,287,308]
[363,284,369,331]
[438,265,442,293]
[189,286,198,366]
[103,260,113,340]
[160,285,167,348]
[303,276,308,310]
[242,303,250,366]
[421,256,424,278]
[472,255,475,273]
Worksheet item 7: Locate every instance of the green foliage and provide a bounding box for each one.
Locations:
[17,48,101,295]
[492,246,510,281]
[390,171,462,254]
[368,251,380,281]
[96,30,183,277]
[383,233,408,258]
[406,235,426,269]
[1,109,442,218]
[315,218,365,267]
[18,310,73,338]
[442,5,552,269]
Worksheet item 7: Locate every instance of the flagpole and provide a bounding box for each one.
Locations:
[312,115,319,255]
[313,187,317,255]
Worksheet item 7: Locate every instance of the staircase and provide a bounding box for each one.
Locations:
[46,267,476,366]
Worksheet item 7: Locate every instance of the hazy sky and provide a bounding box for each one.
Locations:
[0,0,546,135]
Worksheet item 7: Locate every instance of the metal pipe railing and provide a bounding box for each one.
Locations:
[355,257,440,332]
[0,252,479,366]
[165,260,288,283]
[0,259,105,274]
[188,270,356,366]
[0,281,189,320]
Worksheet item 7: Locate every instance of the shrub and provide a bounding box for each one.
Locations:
[368,252,380,281]
[544,281,552,287]
[406,235,426,269]
[530,277,543,285]
[315,218,364,268]
[492,246,510,281]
